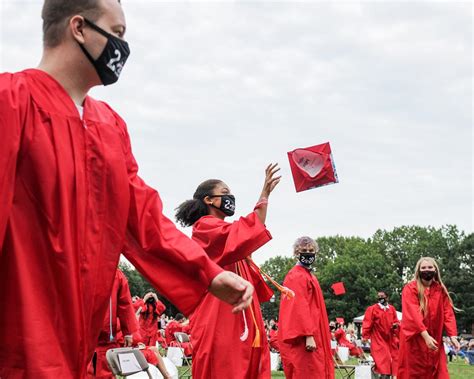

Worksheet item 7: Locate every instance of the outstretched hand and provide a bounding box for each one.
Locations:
[209,271,254,313]
[261,163,281,199]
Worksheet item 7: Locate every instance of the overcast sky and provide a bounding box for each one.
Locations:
[1,1,472,264]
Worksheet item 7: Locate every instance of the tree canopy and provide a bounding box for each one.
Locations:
[119,225,473,333]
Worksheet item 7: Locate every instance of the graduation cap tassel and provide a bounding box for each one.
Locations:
[240,310,249,342]
[236,262,249,342]
[246,258,295,299]
[248,303,261,348]
[236,261,262,347]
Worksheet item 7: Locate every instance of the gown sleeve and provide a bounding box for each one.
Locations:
[362,306,374,340]
[0,73,29,253]
[279,269,318,344]
[442,292,457,337]
[116,270,140,337]
[192,212,272,267]
[401,283,427,340]
[115,117,223,316]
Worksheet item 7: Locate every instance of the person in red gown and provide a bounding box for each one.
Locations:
[175,164,281,379]
[269,323,280,352]
[165,313,193,356]
[132,296,145,313]
[362,290,400,378]
[137,292,166,346]
[88,269,174,379]
[88,269,137,379]
[333,323,364,358]
[0,2,254,378]
[397,257,460,379]
[278,237,335,379]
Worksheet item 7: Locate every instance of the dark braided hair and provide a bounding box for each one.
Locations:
[175,179,222,227]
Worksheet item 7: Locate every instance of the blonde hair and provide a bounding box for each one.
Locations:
[413,257,459,314]
[293,236,319,256]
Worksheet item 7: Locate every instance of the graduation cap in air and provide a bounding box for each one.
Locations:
[331,282,346,296]
[287,142,339,192]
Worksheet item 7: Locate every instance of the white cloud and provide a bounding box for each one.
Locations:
[1,1,471,264]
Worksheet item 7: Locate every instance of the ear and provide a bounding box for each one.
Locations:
[70,15,86,44]
[203,196,213,206]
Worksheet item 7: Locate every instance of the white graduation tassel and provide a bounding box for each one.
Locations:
[240,310,249,342]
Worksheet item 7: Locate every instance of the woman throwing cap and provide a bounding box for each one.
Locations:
[398,257,460,379]
[175,164,281,379]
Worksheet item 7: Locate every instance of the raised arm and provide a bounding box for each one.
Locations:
[254,163,281,225]
[115,117,252,315]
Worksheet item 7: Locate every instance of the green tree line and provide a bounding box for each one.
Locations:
[120,225,473,333]
[261,225,473,334]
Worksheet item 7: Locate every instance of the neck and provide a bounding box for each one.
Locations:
[38,46,98,105]
[421,279,433,287]
[208,206,225,220]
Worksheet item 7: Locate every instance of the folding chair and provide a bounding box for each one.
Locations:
[106,347,154,379]
[332,344,356,379]
[173,332,192,378]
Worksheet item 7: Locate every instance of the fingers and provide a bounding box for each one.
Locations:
[265,163,280,178]
[232,281,254,313]
[269,177,281,191]
[266,164,280,178]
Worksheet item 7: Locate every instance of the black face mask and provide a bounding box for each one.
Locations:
[211,195,236,217]
[79,18,130,86]
[378,298,387,305]
[298,253,316,266]
[420,270,436,281]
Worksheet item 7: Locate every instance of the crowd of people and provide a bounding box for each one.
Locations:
[86,251,470,379]
[0,1,469,379]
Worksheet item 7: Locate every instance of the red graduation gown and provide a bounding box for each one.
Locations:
[362,303,399,375]
[91,269,140,379]
[190,212,272,379]
[0,69,223,379]
[139,300,166,346]
[166,321,193,356]
[397,280,457,379]
[165,320,183,345]
[132,298,145,312]
[278,265,335,379]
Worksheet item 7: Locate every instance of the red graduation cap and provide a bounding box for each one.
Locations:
[287,142,339,193]
[331,282,346,296]
[336,317,345,325]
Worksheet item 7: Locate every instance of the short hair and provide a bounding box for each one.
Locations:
[41,0,120,47]
[175,313,185,321]
[292,236,319,253]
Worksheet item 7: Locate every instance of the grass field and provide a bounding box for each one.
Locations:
[270,359,474,378]
[178,359,474,378]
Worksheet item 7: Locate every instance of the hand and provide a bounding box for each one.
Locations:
[305,336,317,352]
[209,271,254,313]
[423,333,438,351]
[451,336,461,351]
[124,335,133,347]
[260,163,281,199]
